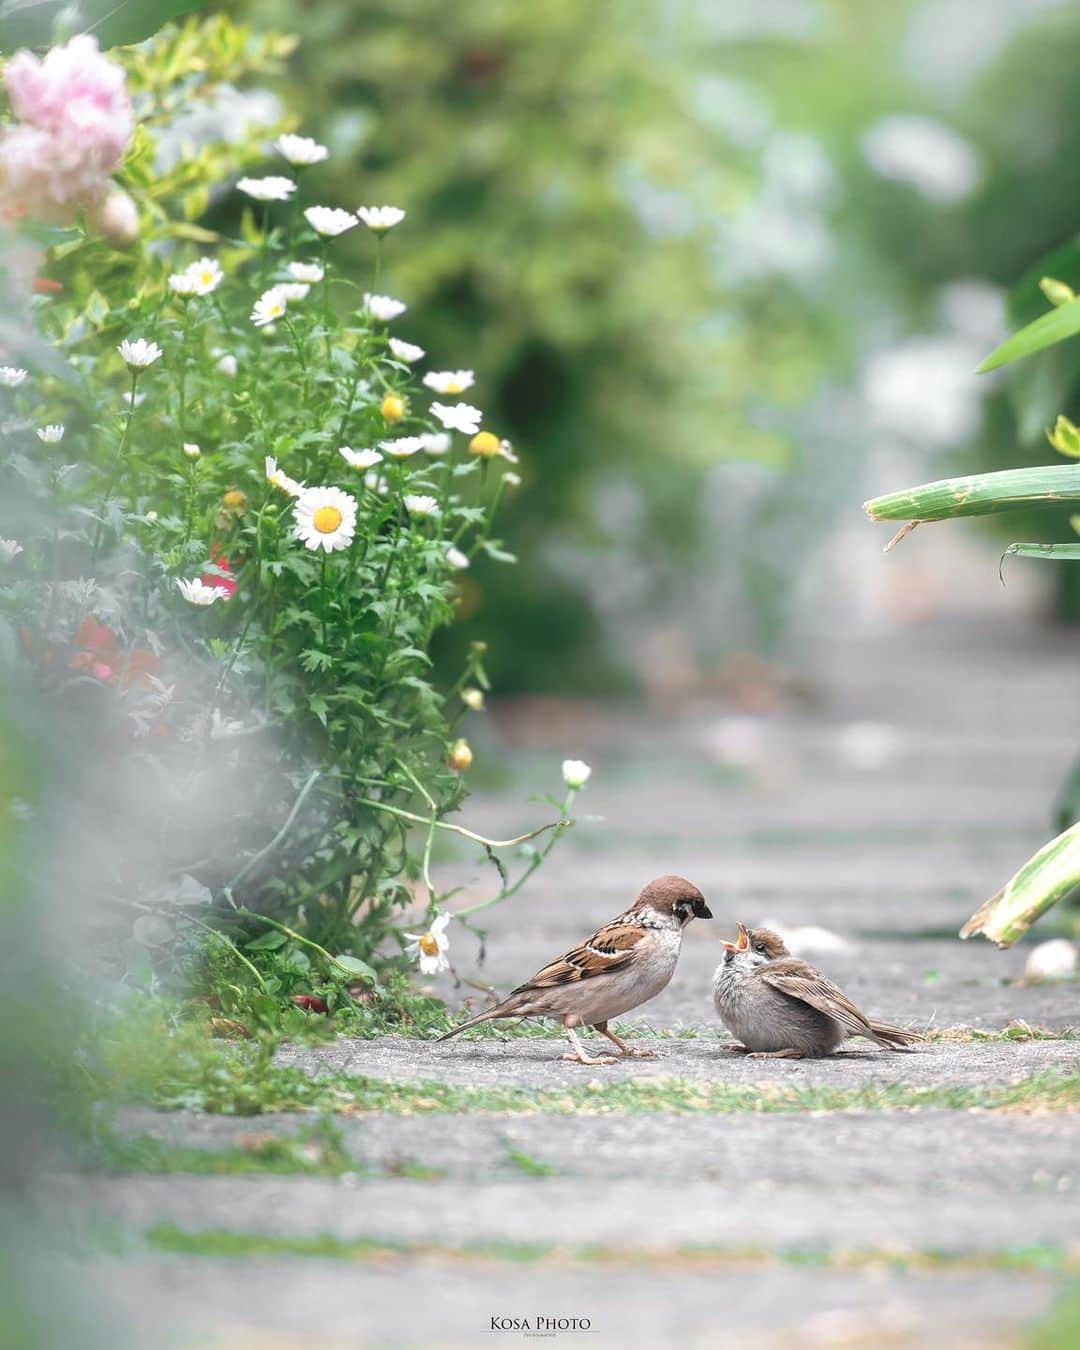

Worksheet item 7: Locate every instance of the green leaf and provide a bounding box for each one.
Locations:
[960,821,1080,945]
[864,465,1080,523]
[0,0,205,51]
[245,930,288,952]
[1000,542,1080,568]
[332,954,377,981]
[977,297,1080,373]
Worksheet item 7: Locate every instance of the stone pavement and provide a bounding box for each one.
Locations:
[57,618,1080,1348]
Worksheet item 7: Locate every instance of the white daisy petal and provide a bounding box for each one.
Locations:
[237,175,296,203]
[364,292,407,322]
[422,369,475,395]
[275,134,329,166]
[379,436,425,459]
[265,456,304,496]
[430,401,482,435]
[356,205,406,233]
[176,577,229,606]
[288,261,325,284]
[339,446,384,470]
[403,494,440,518]
[118,338,163,370]
[293,485,358,552]
[305,206,358,237]
[0,366,29,387]
[251,288,287,328]
[36,424,64,443]
[388,337,425,363]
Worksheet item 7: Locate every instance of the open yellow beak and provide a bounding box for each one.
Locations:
[720,923,750,953]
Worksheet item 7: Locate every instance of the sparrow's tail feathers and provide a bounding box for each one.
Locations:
[437,998,521,1042]
[868,1019,923,1049]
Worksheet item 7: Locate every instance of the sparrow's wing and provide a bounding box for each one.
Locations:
[759,958,876,1039]
[511,920,646,993]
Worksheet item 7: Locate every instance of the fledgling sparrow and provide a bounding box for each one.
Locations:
[713,923,922,1058]
[438,875,712,1065]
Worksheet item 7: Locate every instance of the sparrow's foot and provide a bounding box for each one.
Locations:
[746,1048,805,1059]
[618,1045,659,1059]
[559,1051,618,1067]
[719,1041,750,1053]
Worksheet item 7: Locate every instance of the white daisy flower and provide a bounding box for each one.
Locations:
[379,436,425,459]
[356,205,406,233]
[562,759,592,789]
[265,456,303,496]
[305,206,358,237]
[503,471,522,487]
[36,424,64,443]
[183,442,201,460]
[118,338,163,370]
[404,912,451,975]
[364,293,407,322]
[388,337,425,363]
[288,261,325,284]
[275,134,329,166]
[293,485,358,553]
[251,288,287,328]
[420,432,452,455]
[431,401,482,435]
[0,367,28,387]
[237,175,296,202]
[217,353,238,378]
[365,471,389,496]
[186,257,223,295]
[445,545,470,570]
[339,446,384,470]
[176,577,229,606]
[0,538,24,562]
[168,271,200,296]
[403,494,440,518]
[423,369,475,395]
[277,282,310,302]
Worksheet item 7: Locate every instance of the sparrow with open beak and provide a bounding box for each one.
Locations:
[713,923,922,1058]
[438,875,712,1065]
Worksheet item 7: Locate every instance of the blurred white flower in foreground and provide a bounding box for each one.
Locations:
[172,257,222,296]
[339,446,383,470]
[404,494,440,518]
[757,919,854,959]
[364,292,407,322]
[446,545,470,569]
[251,287,287,328]
[118,338,162,369]
[176,577,229,605]
[275,133,328,166]
[0,366,28,387]
[288,261,324,284]
[216,353,238,378]
[277,282,310,302]
[36,424,64,443]
[0,538,24,562]
[357,205,405,232]
[562,759,592,789]
[431,401,482,435]
[389,337,425,363]
[182,442,200,460]
[404,912,451,974]
[293,485,358,552]
[305,205,357,237]
[861,115,980,204]
[420,432,451,455]
[861,335,984,447]
[1024,939,1078,983]
[238,175,296,202]
[423,369,475,395]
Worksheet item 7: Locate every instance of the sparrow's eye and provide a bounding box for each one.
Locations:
[753,942,766,955]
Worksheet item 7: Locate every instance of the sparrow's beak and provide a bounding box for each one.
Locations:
[692,898,713,920]
[720,924,750,953]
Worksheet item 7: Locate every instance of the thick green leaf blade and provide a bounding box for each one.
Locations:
[864,465,1080,523]
[960,822,1080,946]
[976,296,1080,373]
[0,0,203,52]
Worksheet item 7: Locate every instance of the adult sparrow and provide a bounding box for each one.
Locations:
[713,923,922,1057]
[438,875,712,1065]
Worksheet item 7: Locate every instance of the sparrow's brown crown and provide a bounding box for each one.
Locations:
[721,924,789,958]
[633,874,712,921]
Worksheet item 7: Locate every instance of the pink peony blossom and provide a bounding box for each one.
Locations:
[0,36,134,224]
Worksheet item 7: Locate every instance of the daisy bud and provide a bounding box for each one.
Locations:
[461,687,485,711]
[468,431,501,458]
[448,738,473,772]
[1039,276,1076,308]
[562,759,592,790]
[183,442,201,460]
[96,189,140,248]
[381,392,407,422]
[222,489,247,514]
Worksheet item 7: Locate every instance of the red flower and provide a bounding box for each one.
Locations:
[292,994,329,1015]
[202,549,237,598]
[69,616,159,689]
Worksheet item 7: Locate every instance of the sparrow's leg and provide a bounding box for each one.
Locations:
[593,1021,658,1059]
[719,1041,750,1053]
[746,1048,805,1059]
[559,1024,617,1067]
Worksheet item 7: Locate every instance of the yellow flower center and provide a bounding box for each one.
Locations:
[419,932,440,957]
[445,380,463,394]
[469,431,500,458]
[223,489,247,510]
[313,505,343,534]
[381,393,406,421]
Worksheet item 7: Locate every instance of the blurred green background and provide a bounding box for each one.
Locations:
[212,0,1080,693]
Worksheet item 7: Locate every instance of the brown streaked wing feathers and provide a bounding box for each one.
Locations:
[511,920,644,993]
[760,958,876,1039]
